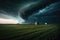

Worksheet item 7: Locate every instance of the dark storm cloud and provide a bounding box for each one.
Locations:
[19,0,60,20]
[0,0,60,24]
[0,0,39,16]
[0,0,59,15]
[27,2,60,24]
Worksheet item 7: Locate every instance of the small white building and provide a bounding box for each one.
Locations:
[35,22,38,25]
[45,23,47,25]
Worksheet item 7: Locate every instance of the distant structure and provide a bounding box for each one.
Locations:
[17,23,19,24]
[35,22,37,25]
[35,21,39,25]
[45,22,47,25]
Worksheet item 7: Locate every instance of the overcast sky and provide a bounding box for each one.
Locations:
[0,0,60,24]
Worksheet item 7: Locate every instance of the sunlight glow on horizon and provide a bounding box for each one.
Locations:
[0,18,19,24]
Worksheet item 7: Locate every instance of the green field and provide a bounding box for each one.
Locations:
[0,24,59,40]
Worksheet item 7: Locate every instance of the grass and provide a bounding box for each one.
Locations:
[0,24,59,40]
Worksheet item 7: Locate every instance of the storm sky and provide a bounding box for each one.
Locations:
[0,0,60,24]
